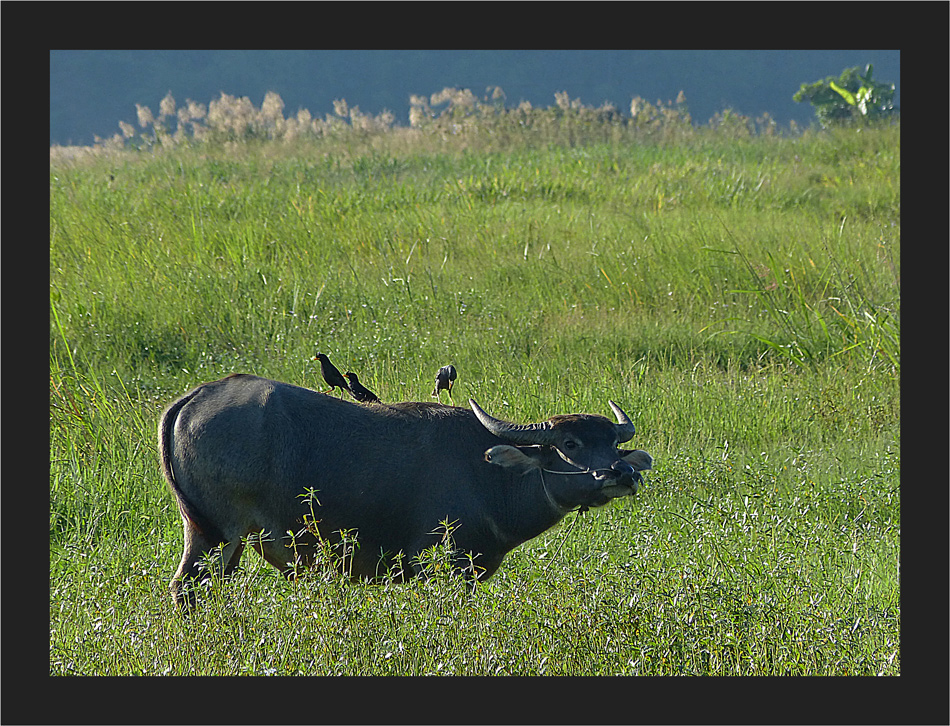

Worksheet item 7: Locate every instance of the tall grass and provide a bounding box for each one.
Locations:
[703,215,899,374]
[50,93,899,681]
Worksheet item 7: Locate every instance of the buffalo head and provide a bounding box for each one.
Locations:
[470,398,652,511]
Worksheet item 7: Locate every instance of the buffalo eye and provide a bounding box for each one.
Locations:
[562,439,578,451]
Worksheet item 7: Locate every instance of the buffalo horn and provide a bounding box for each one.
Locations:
[469,399,558,446]
[608,400,636,443]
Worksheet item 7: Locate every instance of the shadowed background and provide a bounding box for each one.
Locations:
[50,49,900,146]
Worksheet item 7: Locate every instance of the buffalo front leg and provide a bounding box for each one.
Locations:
[170,515,244,607]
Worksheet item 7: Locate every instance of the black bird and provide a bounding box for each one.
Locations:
[431,364,458,399]
[313,353,349,396]
[345,371,380,403]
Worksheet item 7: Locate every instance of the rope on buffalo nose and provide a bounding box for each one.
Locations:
[534,462,636,583]
[537,467,593,515]
[536,463,635,575]
[539,464,623,515]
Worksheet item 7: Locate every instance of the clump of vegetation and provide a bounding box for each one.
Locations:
[121,90,397,149]
[56,74,900,167]
[794,64,899,128]
[59,86,793,166]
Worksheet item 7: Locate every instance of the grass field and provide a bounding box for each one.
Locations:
[50,96,899,679]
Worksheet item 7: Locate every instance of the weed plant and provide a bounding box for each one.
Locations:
[50,90,899,679]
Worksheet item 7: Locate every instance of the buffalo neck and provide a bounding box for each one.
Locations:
[493,468,571,549]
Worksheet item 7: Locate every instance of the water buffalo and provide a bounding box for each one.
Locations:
[160,373,652,605]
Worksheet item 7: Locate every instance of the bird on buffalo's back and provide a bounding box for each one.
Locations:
[345,371,380,403]
[313,353,349,396]
[431,364,458,399]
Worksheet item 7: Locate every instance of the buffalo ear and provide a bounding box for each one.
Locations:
[620,449,653,471]
[484,445,542,472]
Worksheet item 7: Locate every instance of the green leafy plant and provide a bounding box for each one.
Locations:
[794,65,898,127]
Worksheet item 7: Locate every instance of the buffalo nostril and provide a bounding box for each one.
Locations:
[594,459,636,484]
[611,460,635,476]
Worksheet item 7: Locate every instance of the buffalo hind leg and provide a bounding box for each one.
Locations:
[170,517,244,607]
